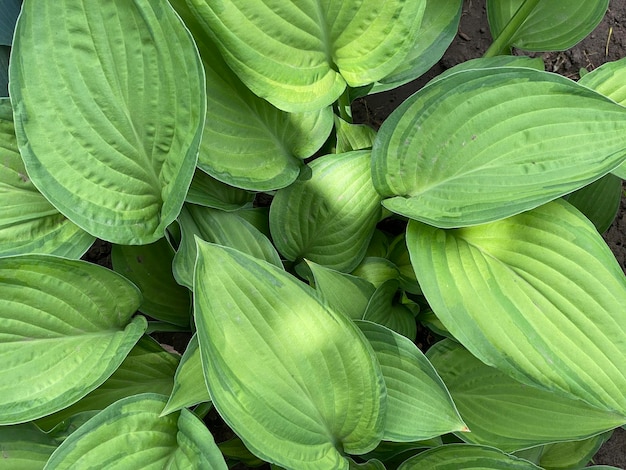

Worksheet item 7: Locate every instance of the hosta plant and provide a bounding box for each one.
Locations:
[1,0,626,468]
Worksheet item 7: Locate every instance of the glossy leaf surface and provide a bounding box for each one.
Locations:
[194,242,386,469]
[10,0,205,243]
[372,67,626,228]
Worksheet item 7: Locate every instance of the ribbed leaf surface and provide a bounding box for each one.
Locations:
[9,0,205,244]
[407,199,626,416]
[0,422,59,469]
[398,444,541,469]
[194,242,386,469]
[372,67,626,228]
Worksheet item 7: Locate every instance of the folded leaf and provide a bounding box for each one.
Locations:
[10,0,205,243]
[194,242,386,469]
[407,199,626,416]
[372,67,626,228]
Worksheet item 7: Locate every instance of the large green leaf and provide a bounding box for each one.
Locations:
[186,0,426,112]
[9,0,205,244]
[428,339,626,452]
[487,0,609,52]
[357,321,465,442]
[0,98,95,257]
[0,255,146,424]
[44,394,227,469]
[407,199,626,415]
[112,238,191,326]
[194,242,386,469]
[270,150,382,272]
[397,444,541,470]
[372,67,626,228]
[35,336,179,431]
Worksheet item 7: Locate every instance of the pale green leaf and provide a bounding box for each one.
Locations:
[372,67,626,228]
[398,444,542,469]
[194,242,386,469]
[428,339,626,452]
[10,0,205,244]
[112,238,191,326]
[0,255,146,424]
[270,150,382,272]
[173,203,282,289]
[44,394,227,470]
[388,233,421,294]
[565,173,622,233]
[0,98,95,257]
[352,257,400,289]
[407,199,626,415]
[349,458,386,469]
[186,0,426,112]
[363,280,417,340]
[357,321,466,442]
[539,431,613,470]
[35,336,179,431]
[487,0,609,51]
[185,169,254,211]
[162,335,211,416]
[0,422,59,469]
[335,115,377,153]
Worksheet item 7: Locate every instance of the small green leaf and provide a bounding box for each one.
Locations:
[352,257,401,288]
[372,67,626,228]
[407,199,626,416]
[565,173,622,233]
[44,394,228,469]
[10,0,205,243]
[539,431,613,470]
[194,242,386,469]
[335,116,377,153]
[357,321,466,442]
[271,151,382,272]
[185,169,254,211]
[112,238,191,327]
[0,255,146,424]
[428,339,626,452]
[363,280,417,340]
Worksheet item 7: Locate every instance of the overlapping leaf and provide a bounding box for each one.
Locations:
[0,255,146,424]
[187,0,426,112]
[10,0,205,244]
[0,422,59,468]
[407,199,626,415]
[44,394,227,469]
[185,169,254,211]
[539,431,613,470]
[194,242,386,469]
[398,444,541,469]
[372,67,626,228]
[565,173,622,233]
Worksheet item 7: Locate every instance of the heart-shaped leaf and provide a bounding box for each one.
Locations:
[487,0,609,52]
[0,98,95,257]
[428,339,626,452]
[398,444,541,469]
[270,150,382,272]
[10,0,205,244]
[187,0,426,112]
[44,394,227,469]
[407,199,626,416]
[194,242,386,469]
[0,255,146,424]
[372,67,626,228]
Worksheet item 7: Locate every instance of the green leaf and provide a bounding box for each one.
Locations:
[162,335,211,416]
[43,394,228,470]
[565,173,622,233]
[270,150,382,272]
[349,458,386,470]
[407,199,626,415]
[0,255,146,424]
[174,203,282,289]
[357,321,466,442]
[187,0,426,112]
[363,280,417,340]
[194,242,386,469]
[335,116,377,153]
[112,238,191,327]
[0,422,59,469]
[487,0,609,51]
[35,336,179,431]
[0,0,20,46]
[428,339,626,452]
[352,257,401,289]
[185,169,254,211]
[9,0,205,244]
[539,431,613,470]
[397,444,541,469]
[0,98,95,257]
[372,67,626,228]
[388,233,421,294]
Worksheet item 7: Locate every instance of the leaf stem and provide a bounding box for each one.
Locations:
[483,0,541,57]
[145,321,190,334]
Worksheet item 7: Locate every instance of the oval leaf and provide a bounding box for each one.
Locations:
[0,255,146,424]
[44,394,228,470]
[187,0,426,112]
[372,67,626,228]
[194,242,386,469]
[9,0,205,244]
[407,199,626,416]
